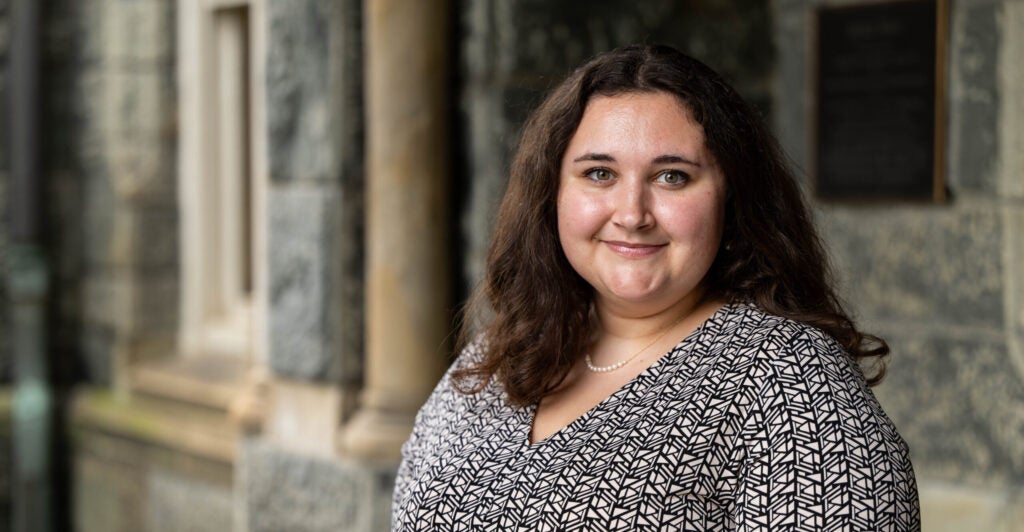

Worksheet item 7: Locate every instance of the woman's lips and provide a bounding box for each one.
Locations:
[603,240,667,258]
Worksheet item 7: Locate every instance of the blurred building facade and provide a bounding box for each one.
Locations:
[0,0,1021,530]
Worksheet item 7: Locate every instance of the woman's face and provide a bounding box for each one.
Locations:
[556,91,727,316]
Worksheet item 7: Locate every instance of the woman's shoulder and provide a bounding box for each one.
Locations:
[726,303,836,344]
[447,334,490,379]
[730,305,901,442]
[406,337,502,440]
[725,302,853,373]
[437,334,508,404]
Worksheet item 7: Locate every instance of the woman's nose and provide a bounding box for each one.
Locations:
[611,180,654,231]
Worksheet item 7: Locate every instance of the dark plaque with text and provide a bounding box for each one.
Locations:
[814,0,946,201]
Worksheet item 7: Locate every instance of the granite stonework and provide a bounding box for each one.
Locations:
[75,442,147,532]
[457,0,774,292]
[242,439,393,532]
[265,0,364,386]
[267,183,344,381]
[57,1,243,531]
[774,0,1024,525]
[771,0,809,172]
[1011,207,1024,353]
[266,0,362,185]
[818,204,1003,327]
[81,322,115,385]
[948,0,1001,195]
[874,334,1024,486]
[145,468,233,532]
[62,0,179,374]
[75,425,233,532]
[44,0,177,291]
[98,0,174,64]
[266,0,334,183]
[920,480,1024,532]
[112,207,179,272]
[82,172,116,268]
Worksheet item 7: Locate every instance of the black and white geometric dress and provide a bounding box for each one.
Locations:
[392,303,920,531]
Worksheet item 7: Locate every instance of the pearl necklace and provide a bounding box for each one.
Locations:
[583,312,688,373]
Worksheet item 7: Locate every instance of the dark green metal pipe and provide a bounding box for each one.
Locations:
[8,0,52,530]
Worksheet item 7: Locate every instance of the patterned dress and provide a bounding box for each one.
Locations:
[392,303,920,531]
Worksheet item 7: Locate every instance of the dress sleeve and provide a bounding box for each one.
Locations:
[391,364,453,524]
[391,340,485,526]
[392,397,429,519]
[731,328,920,531]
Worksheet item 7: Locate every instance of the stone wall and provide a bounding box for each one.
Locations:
[73,391,235,532]
[56,1,237,532]
[265,0,363,388]
[241,439,392,532]
[244,0,377,529]
[35,0,180,387]
[773,0,1024,529]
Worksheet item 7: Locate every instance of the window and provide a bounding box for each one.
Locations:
[134,0,267,407]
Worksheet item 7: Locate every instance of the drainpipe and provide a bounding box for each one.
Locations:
[8,0,52,531]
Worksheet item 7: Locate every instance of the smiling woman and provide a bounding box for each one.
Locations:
[392,45,920,530]
[556,92,725,319]
[539,92,730,443]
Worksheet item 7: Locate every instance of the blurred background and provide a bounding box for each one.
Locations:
[0,0,1021,530]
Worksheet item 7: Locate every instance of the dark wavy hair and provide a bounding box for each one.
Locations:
[453,44,887,407]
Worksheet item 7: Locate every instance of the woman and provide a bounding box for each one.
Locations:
[393,44,919,530]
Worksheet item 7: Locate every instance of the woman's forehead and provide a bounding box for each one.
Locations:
[565,92,708,163]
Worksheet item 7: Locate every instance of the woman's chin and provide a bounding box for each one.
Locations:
[593,278,704,312]
[596,286,673,308]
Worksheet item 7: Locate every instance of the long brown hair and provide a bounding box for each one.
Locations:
[453,44,887,407]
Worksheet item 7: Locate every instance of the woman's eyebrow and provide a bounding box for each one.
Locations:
[571,152,702,167]
[572,152,615,163]
[652,154,701,167]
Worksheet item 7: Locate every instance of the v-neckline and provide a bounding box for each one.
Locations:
[523,303,734,448]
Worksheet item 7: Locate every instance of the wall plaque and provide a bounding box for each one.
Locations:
[813,0,947,201]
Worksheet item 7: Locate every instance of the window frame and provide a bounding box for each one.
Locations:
[133,0,268,410]
[178,0,267,364]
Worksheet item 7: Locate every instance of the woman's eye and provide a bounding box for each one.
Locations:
[585,168,614,182]
[657,170,690,185]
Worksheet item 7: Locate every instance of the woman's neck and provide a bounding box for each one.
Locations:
[593,289,710,342]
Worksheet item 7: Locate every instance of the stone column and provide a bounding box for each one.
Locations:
[340,0,450,463]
